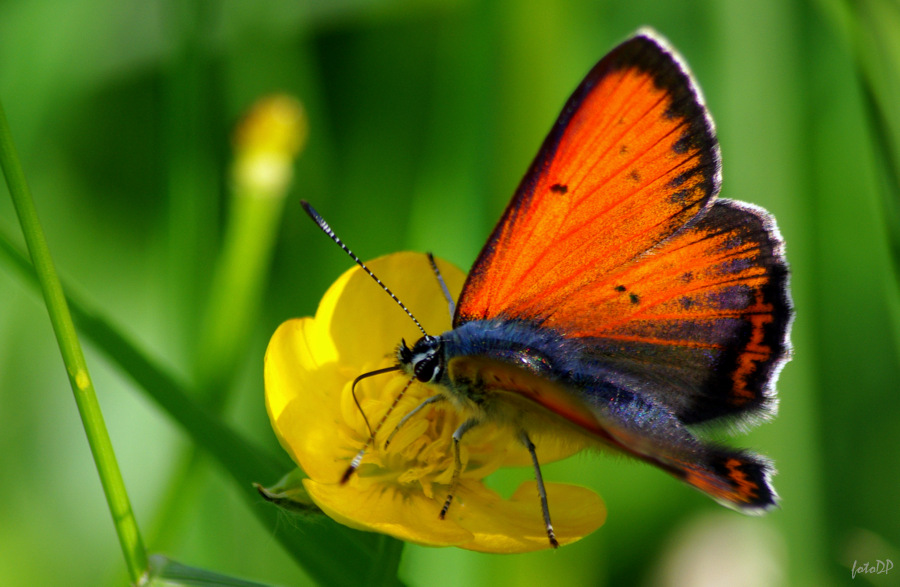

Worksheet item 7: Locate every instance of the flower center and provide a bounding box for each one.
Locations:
[340,359,511,497]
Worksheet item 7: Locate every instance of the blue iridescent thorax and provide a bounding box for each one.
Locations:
[429,319,698,452]
[440,319,651,400]
[441,320,590,384]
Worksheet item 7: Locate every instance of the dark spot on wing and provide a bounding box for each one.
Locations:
[669,167,699,188]
[550,183,568,194]
[673,132,695,155]
[615,285,627,292]
[630,293,640,305]
[670,184,703,204]
[629,169,641,182]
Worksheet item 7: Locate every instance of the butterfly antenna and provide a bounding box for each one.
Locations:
[350,366,402,437]
[301,200,427,336]
[427,252,455,318]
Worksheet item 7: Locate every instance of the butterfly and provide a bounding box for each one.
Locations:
[302,27,792,547]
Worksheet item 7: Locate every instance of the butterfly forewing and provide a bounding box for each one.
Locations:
[457,33,721,325]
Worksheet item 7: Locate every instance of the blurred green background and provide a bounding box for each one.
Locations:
[1,0,898,585]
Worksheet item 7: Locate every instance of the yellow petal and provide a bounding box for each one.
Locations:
[271,364,353,481]
[453,481,607,553]
[306,475,605,553]
[304,479,474,547]
[318,252,465,369]
[265,317,334,424]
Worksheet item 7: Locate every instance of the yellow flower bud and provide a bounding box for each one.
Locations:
[232,94,307,198]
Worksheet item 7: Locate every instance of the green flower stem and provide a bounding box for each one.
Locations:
[150,185,285,548]
[195,186,287,399]
[0,99,148,583]
[369,534,406,587]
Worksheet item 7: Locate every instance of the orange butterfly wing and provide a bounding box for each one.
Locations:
[455,33,791,425]
[458,34,720,325]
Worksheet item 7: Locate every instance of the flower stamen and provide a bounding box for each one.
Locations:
[384,394,446,449]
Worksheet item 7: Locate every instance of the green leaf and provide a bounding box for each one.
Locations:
[147,555,277,587]
[255,469,321,515]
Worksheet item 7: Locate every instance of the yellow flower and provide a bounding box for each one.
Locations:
[265,252,606,552]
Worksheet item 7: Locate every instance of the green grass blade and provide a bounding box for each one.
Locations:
[0,98,149,584]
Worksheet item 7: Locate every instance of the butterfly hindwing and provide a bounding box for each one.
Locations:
[575,199,792,425]
[444,346,778,511]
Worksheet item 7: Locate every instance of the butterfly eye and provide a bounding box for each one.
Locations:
[409,336,443,383]
[413,352,442,383]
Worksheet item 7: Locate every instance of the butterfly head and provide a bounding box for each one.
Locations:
[398,335,445,383]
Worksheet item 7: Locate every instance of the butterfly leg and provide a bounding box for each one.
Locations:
[384,394,446,449]
[439,417,479,519]
[519,430,559,548]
